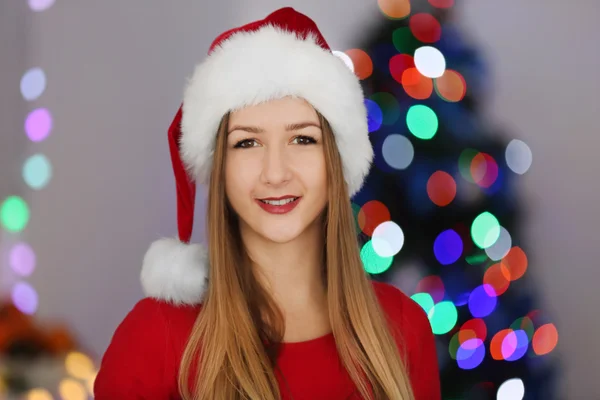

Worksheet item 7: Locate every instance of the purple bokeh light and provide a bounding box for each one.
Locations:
[10,243,36,277]
[456,338,485,370]
[11,282,39,315]
[25,108,52,142]
[468,284,498,318]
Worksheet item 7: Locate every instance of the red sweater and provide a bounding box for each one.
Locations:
[94,281,440,399]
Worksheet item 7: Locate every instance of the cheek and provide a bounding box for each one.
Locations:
[225,154,257,201]
[292,151,327,191]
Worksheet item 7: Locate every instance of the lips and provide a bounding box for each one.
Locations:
[255,196,301,214]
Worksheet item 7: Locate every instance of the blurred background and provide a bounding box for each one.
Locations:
[1,0,597,399]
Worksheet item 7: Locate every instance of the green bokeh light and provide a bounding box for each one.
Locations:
[392,27,421,54]
[471,211,500,249]
[428,301,458,335]
[411,292,435,315]
[458,148,479,183]
[360,240,393,274]
[1,196,30,232]
[23,153,52,190]
[351,202,361,235]
[406,105,438,140]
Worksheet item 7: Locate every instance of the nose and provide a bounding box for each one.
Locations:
[259,143,292,186]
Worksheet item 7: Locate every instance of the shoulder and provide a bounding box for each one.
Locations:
[94,298,200,399]
[370,280,433,356]
[371,281,441,399]
[371,281,430,332]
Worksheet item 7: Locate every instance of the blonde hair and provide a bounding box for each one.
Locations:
[178,112,415,400]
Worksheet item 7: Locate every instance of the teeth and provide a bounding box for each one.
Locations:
[261,197,297,206]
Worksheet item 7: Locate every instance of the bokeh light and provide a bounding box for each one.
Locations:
[358,200,390,236]
[411,292,435,315]
[9,242,36,277]
[456,338,485,370]
[406,104,438,140]
[11,281,39,315]
[429,0,454,8]
[414,46,446,78]
[458,148,479,183]
[361,240,393,274]
[65,352,96,380]
[365,99,383,132]
[377,0,411,19]
[470,153,499,188]
[427,171,457,206]
[20,68,46,101]
[392,28,420,54]
[497,378,525,400]
[471,211,500,249]
[28,0,56,11]
[1,195,30,232]
[402,68,433,99]
[415,275,445,303]
[58,378,87,400]
[390,54,415,84]
[491,329,513,360]
[502,246,528,281]
[332,50,354,73]
[532,323,559,356]
[372,221,405,257]
[428,301,458,335]
[25,108,52,142]
[23,153,52,190]
[371,92,400,126]
[382,134,414,170]
[485,226,512,261]
[483,262,511,296]
[433,229,463,265]
[505,139,532,175]
[468,284,497,318]
[510,316,535,340]
[435,70,467,102]
[345,49,373,80]
[26,389,53,400]
[459,318,487,344]
[502,329,529,361]
[409,13,442,43]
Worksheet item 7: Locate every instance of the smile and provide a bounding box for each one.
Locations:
[256,196,301,214]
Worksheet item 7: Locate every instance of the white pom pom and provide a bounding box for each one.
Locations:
[140,238,208,305]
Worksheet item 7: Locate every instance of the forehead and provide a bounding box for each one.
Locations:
[229,97,319,129]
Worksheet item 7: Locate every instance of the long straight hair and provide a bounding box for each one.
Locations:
[178,110,415,399]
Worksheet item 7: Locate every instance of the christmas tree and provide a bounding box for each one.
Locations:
[346,1,560,398]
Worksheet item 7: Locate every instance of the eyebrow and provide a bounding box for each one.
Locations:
[228,121,321,134]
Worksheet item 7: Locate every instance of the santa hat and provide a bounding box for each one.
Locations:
[141,7,373,305]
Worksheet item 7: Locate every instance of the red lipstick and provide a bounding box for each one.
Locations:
[256,195,301,214]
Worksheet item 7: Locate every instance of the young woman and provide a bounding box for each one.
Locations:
[94,7,440,400]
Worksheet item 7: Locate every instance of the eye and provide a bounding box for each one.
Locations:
[291,135,317,145]
[233,139,259,149]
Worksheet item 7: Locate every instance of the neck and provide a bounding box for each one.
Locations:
[239,220,327,312]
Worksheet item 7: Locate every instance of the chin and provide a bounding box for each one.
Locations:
[256,221,306,244]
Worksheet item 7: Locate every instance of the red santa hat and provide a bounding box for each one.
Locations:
[141,7,373,305]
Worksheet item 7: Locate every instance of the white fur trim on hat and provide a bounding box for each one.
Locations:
[140,238,208,305]
[180,24,373,197]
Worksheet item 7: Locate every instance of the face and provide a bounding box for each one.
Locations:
[225,97,328,245]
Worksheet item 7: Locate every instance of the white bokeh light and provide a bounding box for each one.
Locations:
[414,46,446,78]
[372,221,405,257]
[506,139,532,175]
[497,377,525,400]
[485,226,512,261]
[332,50,354,73]
[382,134,414,170]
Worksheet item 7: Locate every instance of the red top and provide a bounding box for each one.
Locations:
[94,281,440,399]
